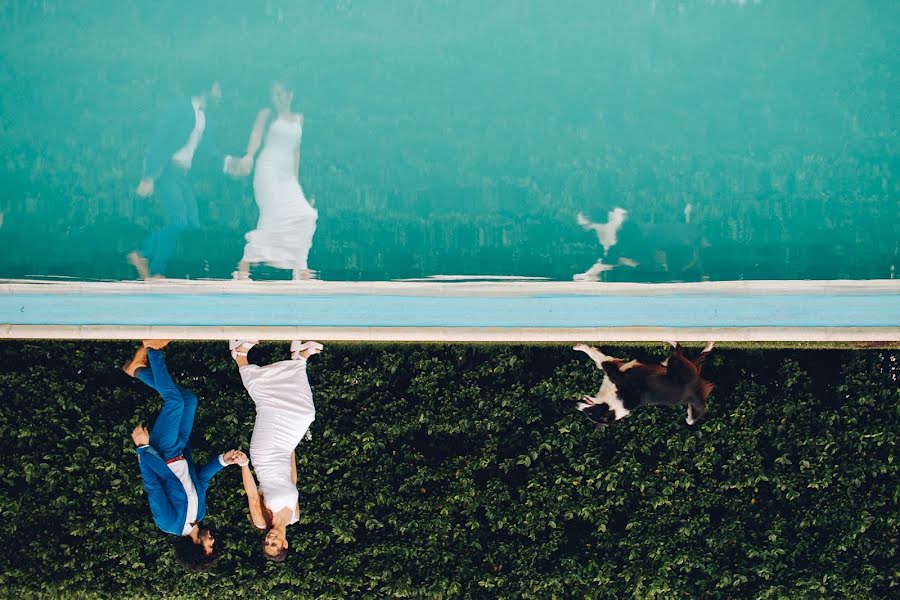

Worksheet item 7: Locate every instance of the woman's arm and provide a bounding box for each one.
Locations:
[293,114,303,179]
[292,451,300,518]
[245,108,272,158]
[241,464,267,529]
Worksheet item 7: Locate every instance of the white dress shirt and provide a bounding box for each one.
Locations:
[163,460,197,535]
[167,453,229,535]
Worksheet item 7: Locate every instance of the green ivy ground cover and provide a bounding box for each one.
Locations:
[0,341,896,598]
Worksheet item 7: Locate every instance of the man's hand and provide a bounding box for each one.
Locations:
[223,449,249,466]
[131,424,150,446]
[136,178,154,198]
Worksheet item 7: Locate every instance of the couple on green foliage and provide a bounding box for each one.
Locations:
[123,338,322,571]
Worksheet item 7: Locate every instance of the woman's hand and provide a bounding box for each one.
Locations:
[131,424,150,446]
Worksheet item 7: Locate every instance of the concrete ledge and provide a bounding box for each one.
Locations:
[2,279,898,341]
[3,278,899,297]
[1,325,898,342]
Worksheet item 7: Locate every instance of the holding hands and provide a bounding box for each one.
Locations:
[224,155,254,177]
[223,449,249,466]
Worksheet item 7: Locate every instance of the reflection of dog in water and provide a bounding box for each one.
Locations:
[574,341,715,428]
[574,204,707,281]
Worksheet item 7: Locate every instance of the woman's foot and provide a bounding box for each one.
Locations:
[291,340,323,360]
[127,251,150,280]
[142,339,170,350]
[233,261,251,280]
[230,339,257,364]
[291,268,315,281]
[122,346,148,377]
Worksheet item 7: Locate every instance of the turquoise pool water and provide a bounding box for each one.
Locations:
[0,1,897,283]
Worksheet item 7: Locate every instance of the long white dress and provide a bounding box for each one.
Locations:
[241,116,318,270]
[243,358,315,521]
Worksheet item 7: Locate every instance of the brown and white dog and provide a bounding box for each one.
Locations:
[573,342,715,428]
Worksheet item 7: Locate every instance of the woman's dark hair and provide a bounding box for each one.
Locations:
[173,526,222,573]
[256,492,288,562]
[262,526,289,563]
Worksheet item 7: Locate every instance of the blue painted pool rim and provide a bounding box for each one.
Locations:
[1,279,898,342]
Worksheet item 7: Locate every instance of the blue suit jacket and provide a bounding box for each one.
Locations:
[136,444,226,535]
[142,96,226,180]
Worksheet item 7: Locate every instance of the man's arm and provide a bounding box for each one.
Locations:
[196,448,246,486]
[132,425,166,491]
[142,101,185,183]
[196,452,228,487]
[136,446,165,492]
[132,425,177,528]
[199,117,249,176]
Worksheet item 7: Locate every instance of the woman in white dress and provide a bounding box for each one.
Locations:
[229,338,323,561]
[235,82,318,280]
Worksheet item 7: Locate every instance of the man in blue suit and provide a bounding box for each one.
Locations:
[125,339,247,572]
[128,81,252,279]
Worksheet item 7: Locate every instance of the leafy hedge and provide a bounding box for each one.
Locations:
[0,341,897,598]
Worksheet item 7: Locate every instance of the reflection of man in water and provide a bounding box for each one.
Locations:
[129,81,251,279]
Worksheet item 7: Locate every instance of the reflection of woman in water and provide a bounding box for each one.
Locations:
[235,82,317,280]
[230,339,323,561]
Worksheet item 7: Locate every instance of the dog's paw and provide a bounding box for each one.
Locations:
[703,341,716,353]
[667,341,679,348]
[686,415,698,426]
[573,343,591,353]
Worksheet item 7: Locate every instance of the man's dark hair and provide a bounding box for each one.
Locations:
[176,78,217,98]
[262,526,288,563]
[173,528,222,573]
